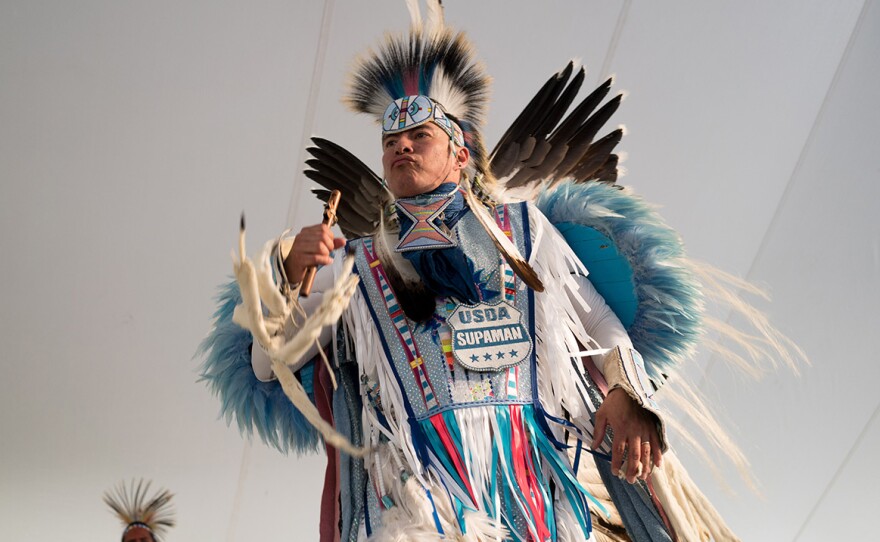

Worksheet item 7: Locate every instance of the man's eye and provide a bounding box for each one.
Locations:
[384,139,396,148]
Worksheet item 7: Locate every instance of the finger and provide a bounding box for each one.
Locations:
[320,224,335,247]
[612,438,627,477]
[317,226,343,255]
[627,436,642,483]
[298,224,331,242]
[652,436,663,468]
[639,441,652,480]
[300,226,331,251]
[295,231,333,257]
[295,243,330,258]
[312,253,335,266]
[299,224,326,237]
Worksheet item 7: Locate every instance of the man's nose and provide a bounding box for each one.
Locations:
[395,137,413,154]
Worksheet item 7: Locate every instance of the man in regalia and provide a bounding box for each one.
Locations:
[201,3,768,540]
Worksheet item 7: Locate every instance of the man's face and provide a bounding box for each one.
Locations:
[122,526,154,542]
[381,122,469,198]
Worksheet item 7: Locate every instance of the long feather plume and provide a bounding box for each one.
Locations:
[489,63,626,195]
[424,0,445,35]
[462,177,544,292]
[375,208,437,321]
[405,0,421,27]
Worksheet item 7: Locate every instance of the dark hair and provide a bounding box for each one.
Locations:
[122,522,155,542]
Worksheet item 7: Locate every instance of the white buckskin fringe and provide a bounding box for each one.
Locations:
[650,451,740,542]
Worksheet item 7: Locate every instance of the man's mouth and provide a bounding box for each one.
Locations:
[393,157,416,167]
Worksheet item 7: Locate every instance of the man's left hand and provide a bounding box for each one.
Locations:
[591,388,663,483]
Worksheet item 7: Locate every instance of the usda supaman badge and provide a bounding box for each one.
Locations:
[447,300,532,372]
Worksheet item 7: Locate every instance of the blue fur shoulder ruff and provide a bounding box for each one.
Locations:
[536,181,703,388]
[196,280,320,454]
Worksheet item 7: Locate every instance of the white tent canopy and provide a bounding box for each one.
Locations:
[1,1,877,540]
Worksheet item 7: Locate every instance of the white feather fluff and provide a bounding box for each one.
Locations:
[267,257,368,458]
[232,226,368,457]
[424,0,445,36]
[404,0,421,28]
[431,66,471,122]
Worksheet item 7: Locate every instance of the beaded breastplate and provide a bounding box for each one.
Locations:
[351,202,536,420]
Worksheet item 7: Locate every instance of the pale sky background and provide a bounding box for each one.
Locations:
[1,1,878,540]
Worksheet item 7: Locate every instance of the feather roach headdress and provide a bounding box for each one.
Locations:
[337,2,547,301]
[104,479,175,542]
[305,0,633,305]
[345,4,492,180]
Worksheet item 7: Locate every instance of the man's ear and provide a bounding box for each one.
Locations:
[455,145,470,169]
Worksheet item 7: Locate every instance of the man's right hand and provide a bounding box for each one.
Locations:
[283,224,345,284]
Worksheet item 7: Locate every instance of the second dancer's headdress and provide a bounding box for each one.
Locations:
[104,479,176,542]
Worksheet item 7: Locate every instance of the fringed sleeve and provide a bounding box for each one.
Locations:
[197,279,321,454]
[527,204,668,451]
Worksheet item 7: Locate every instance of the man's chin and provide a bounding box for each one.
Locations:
[393,188,422,198]
[388,178,421,198]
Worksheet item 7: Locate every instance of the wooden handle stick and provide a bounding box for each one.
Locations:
[300,190,341,297]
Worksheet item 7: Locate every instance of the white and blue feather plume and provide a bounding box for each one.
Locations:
[197,280,321,454]
[537,181,703,389]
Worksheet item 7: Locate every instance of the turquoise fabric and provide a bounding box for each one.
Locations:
[537,182,703,390]
[555,222,638,328]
